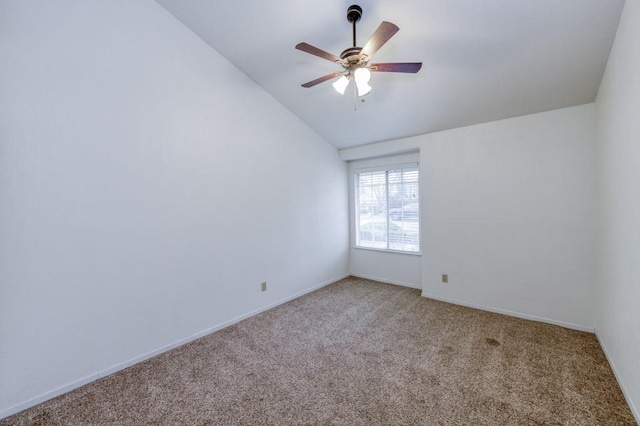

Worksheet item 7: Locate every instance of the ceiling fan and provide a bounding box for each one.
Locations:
[295,5,422,97]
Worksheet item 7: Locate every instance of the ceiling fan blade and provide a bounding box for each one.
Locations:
[359,21,399,61]
[295,42,342,63]
[301,71,344,88]
[370,62,423,73]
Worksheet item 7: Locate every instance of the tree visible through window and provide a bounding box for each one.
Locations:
[355,167,419,253]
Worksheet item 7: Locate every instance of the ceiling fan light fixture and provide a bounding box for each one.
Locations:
[354,66,371,84]
[332,75,350,95]
[354,67,372,96]
[356,81,372,97]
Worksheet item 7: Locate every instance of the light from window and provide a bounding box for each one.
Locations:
[355,167,419,253]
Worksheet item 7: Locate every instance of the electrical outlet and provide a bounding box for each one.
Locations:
[261,282,267,292]
[442,274,448,284]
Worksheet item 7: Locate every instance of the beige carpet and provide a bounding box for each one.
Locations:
[2,277,636,425]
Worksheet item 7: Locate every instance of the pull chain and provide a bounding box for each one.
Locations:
[353,83,357,110]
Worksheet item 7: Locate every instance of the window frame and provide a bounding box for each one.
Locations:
[353,163,420,255]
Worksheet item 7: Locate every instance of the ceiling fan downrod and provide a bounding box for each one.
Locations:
[339,5,364,63]
[346,5,362,48]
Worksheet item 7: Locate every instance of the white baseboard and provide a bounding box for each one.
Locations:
[349,273,421,290]
[0,273,349,421]
[595,331,640,423]
[421,291,595,333]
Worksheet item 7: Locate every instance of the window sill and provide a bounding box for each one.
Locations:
[353,246,422,256]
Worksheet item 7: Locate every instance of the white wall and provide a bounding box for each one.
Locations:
[348,154,421,289]
[0,0,348,417]
[420,105,597,331]
[342,104,598,331]
[595,0,640,419]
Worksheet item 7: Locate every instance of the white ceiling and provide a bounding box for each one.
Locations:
[154,0,624,149]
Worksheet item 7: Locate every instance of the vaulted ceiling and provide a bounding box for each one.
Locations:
[155,0,625,149]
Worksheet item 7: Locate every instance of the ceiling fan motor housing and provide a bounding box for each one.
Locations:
[340,47,363,64]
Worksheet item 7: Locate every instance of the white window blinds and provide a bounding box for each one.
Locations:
[355,166,419,253]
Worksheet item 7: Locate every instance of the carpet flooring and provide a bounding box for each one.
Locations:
[2,277,636,425]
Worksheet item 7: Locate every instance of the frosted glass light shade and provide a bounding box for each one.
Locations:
[332,76,350,95]
[356,81,372,96]
[354,67,371,84]
[354,67,372,96]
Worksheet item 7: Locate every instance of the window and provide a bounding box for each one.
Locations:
[355,165,419,253]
